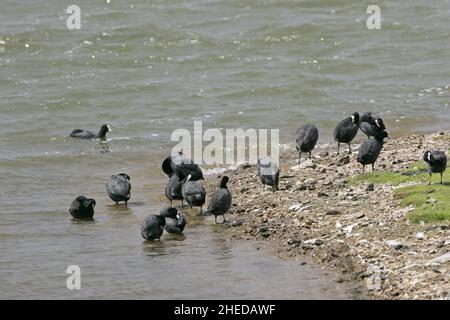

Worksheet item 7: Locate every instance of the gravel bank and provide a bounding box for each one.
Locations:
[204,132,450,299]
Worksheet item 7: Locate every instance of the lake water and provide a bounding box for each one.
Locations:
[1,0,449,299]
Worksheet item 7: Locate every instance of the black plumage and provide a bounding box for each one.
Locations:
[162,152,204,180]
[423,150,447,185]
[181,175,206,212]
[357,131,388,173]
[333,112,360,155]
[359,112,386,138]
[140,207,178,241]
[70,124,111,139]
[204,176,232,224]
[164,208,187,234]
[257,157,279,191]
[106,173,131,205]
[165,171,184,206]
[296,124,319,162]
[69,196,96,220]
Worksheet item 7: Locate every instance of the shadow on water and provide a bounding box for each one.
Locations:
[70,218,96,224]
[141,240,167,257]
[105,204,134,215]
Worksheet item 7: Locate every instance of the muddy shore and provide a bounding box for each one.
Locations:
[203,131,450,300]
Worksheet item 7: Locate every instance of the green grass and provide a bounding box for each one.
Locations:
[349,161,428,186]
[350,161,450,223]
[394,184,450,223]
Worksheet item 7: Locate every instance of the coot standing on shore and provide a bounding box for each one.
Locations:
[423,150,447,185]
[295,124,319,162]
[357,131,388,173]
[257,157,279,191]
[333,112,360,155]
[204,176,232,224]
[359,112,386,138]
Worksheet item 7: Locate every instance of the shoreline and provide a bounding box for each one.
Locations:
[202,131,450,300]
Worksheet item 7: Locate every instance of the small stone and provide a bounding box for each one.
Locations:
[343,224,356,235]
[427,251,450,264]
[319,151,329,157]
[415,232,425,240]
[365,265,382,291]
[326,209,342,215]
[385,240,404,250]
[303,238,324,246]
[289,203,302,211]
[336,155,350,166]
[317,191,329,197]
[298,159,316,170]
[436,240,445,248]
[365,183,375,191]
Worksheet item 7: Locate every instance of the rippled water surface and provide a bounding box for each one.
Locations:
[1,0,449,298]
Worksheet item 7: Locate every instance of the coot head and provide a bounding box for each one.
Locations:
[220,176,229,188]
[351,112,360,124]
[118,173,130,181]
[98,124,111,138]
[374,130,388,142]
[160,207,179,219]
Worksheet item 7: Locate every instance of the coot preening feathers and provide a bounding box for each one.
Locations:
[359,112,386,138]
[257,157,279,191]
[164,207,187,234]
[140,207,179,241]
[357,131,388,173]
[333,112,360,155]
[69,196,96,220]
[423,150,447,185]
[165,170,184,206]
[162,151,204,180]
[204,176,232,224]
[70,124,111,139]
[106,173,131,205]
[181,174,206,212]
[296,124,319,162]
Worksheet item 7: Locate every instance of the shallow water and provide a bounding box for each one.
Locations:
[1,0,449,298]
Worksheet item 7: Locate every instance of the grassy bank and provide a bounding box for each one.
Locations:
[350,160,450,223]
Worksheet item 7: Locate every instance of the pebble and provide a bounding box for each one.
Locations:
[385,240,404,250]
[335,155,350,166]
[415,232,425,240]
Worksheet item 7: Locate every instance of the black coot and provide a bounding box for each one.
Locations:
[423,150,447,185]
[333,113,360,154]
[70,124,111,139]
[69,196,96,219]
[295,124,319,162]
